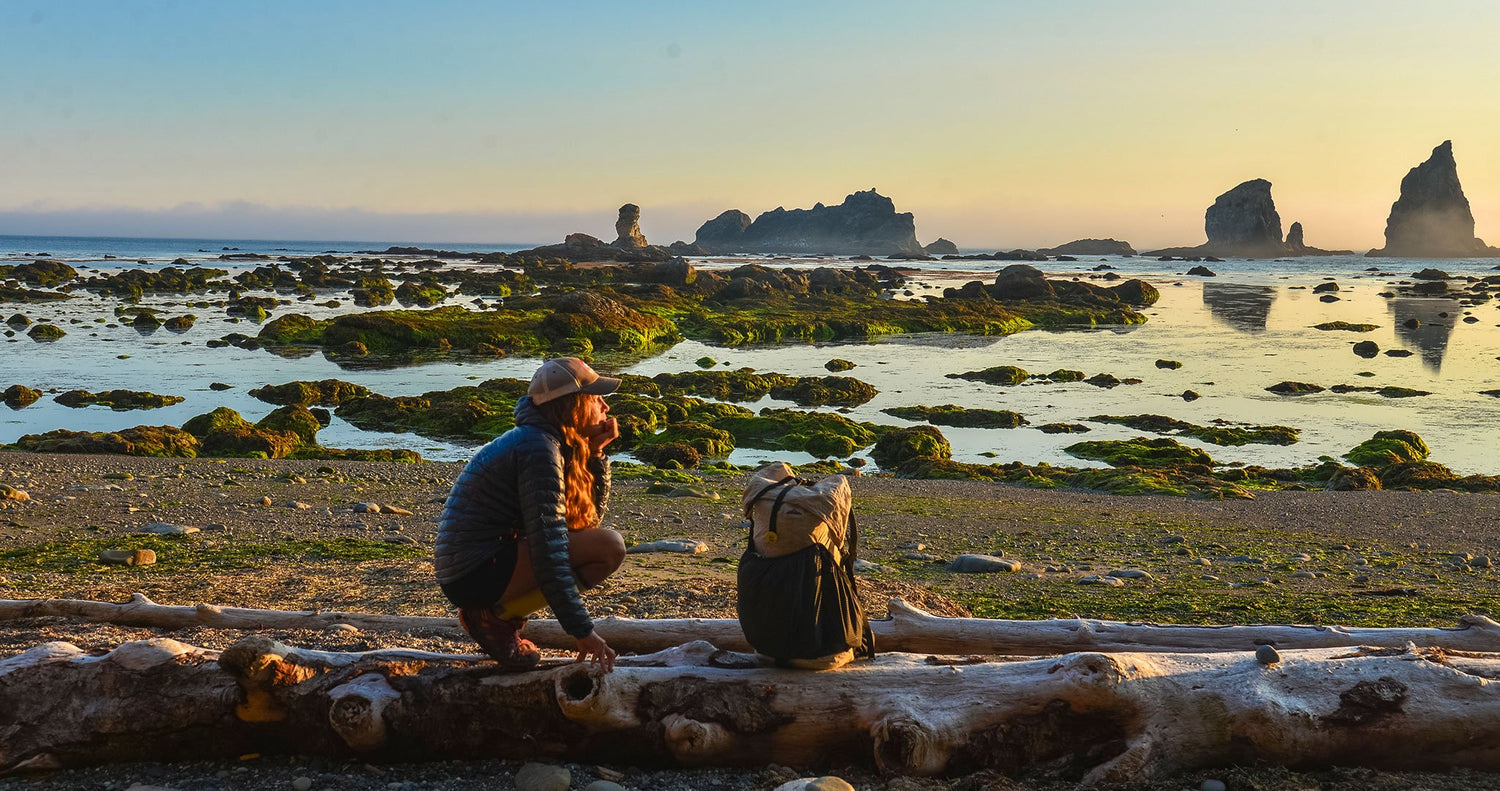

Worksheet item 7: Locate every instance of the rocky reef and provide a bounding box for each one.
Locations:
[1148,180,1349,258]
[693,189,924,256]
[1368,141,1500,258]
[1038,239,1136,256]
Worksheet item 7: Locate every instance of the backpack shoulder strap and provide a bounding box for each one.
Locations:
[744,475,794,545]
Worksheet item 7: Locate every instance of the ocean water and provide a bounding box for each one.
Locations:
[4,235,1500,473]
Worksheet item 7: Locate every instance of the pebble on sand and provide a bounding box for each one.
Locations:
[775,778,856,791]
[1256,645,1282,665]
[946,554,1022,573]
[353,502,382,514]
[582,782,627,791]
[381,504,414,515]
[1079,575,1125,586]
[515,762,570,791]
[626,538,708,554]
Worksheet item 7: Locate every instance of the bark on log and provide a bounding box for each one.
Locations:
[7,593,1500,656]
[5,636,1500,784]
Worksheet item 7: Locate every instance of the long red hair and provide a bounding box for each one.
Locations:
[535,392,599,531]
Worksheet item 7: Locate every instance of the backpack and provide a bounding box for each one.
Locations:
[735,462,875,665]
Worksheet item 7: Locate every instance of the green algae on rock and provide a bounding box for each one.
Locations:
[1345,430,1430,467]
[824,358,856,372]
[0,259,77,287]
[256,405,323,445]
[182,407,305,458]
[1313,321,1380,332]
[2,385,42,409]
[1088,414,1298,446]
[949,365,1028,386]
[334,378,531,442]
[1065,436,1217,468]
[634,421,735,458]
[632,369,878,408]
[79,266,230,299]
[1267,381,1325,395]
[27,324,65,341]
[716,408,886,458]
[249,379,373,407]
[11,426,201,457]
[54,389,186,411]
[884,404,1028,429]
[872,425,952,469]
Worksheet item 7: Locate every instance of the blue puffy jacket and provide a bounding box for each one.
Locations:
[435,395,610,637]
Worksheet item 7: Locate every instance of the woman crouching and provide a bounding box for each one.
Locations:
[435,357,626,671]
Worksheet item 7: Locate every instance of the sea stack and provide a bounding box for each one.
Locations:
[1204,179,1284,256]
[693,189,924,256]
[1368,141,1500,258]
[613,203,650,248]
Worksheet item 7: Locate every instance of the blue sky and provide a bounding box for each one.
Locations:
[4,1,1499,247]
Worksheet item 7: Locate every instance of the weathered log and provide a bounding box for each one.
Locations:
[7,593,1500,656]
[6,636,1500,784]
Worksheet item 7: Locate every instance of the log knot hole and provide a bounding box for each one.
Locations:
[562,670,596,702]
[1324,676,1408,726]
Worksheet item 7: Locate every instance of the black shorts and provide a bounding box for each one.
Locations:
[440,542,519,609]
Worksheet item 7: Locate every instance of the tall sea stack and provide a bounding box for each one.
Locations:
[1368,141,1499,258]
[1204,179,1285,256]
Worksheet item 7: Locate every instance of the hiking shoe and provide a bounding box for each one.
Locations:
[457,607,541,669]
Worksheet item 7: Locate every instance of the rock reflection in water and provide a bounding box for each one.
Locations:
[1388,298,1455,372]
[1201,283,1276,333]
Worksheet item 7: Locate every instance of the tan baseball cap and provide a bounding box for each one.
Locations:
[528,357,621,404]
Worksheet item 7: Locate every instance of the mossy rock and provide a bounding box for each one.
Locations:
[695,356,717,368]
[334,378,529,442]
[289,447,423,463]
[1313,321,1379,332]
[54,389,185,411]
[638,421,735,458]
[1065,437,1216,468]
[352,278,396,307]
[716,408,884,458]
[770,375,878,407]
[644,370,878,408]
[1088,414,1298,447]
[12,426,200,458]
[1326,466,1383,491]
[636,442,701,470]
[949,365,1028,386]
[884,404,1027,429]
[2,385,43,409]
[163,315,197,332]
[6,314,31,327]
[872,425,952,470]
[27,324,64,341]
[183,407,254,438]
[182,407,302,458]
[249,379,372,407]
[1064,467,1191,497]
[1046,369,1085,382]
[824,358,856,372]
[258,314,324,345]
[1267,381,1324,395]
[256,405,322,445]
[1345,430,1430,467]
[395,280,449,307]
[1378,460,1457,490]
[0,259,77,287]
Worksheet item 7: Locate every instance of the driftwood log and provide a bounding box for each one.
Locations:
[7,592,1500,655]
[5,635,1500,783]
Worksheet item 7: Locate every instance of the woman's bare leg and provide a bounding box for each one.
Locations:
[495,528,626,614]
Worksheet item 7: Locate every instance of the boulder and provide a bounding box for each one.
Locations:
[1038,238,1136,256]
[988,264,1055,300]
[923,238,960,256]
[1368,141,1500,257]
[947,554,1022,573]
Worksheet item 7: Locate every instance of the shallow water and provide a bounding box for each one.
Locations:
[4,236,1500,473]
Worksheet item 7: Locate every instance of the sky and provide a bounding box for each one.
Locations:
[3,1,1499,249]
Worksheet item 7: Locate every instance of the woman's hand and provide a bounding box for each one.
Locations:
[575,630,616,672]
[585,416,619,456]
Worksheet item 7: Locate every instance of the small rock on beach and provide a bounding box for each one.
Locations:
[138,522,198,535]
[627,539,708,554]
[515,762,570,791]
[946,554,1022,573]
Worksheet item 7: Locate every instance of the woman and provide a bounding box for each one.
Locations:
[435,357,626,671]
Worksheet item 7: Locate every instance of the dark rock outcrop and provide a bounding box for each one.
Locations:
[924,238,960,256]
[1368,141,1500,258]
[1204,179,1284,255]
[613,204,649,248]
[1286,222,1305,251]
[1038,239,1136,256]
[693,189,924,256]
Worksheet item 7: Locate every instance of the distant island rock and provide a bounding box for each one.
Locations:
[924,238,960,256]
[1038,238,1135,256]
[515,204,675,262]
[693,189,924,256]
[1367,140,1500,258]
[1146,179,1350,258]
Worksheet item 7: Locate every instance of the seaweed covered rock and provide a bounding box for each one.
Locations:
[2,385,41,409]
[1267,381,1325,395]
[0,259,77,287]
[642,370,878,408]
[163,314,197,332]
[27,324,64,341]
[395,279,449,307]
[182,407,303,459]
[12,426,200,457]
[79,266,229,299]
[871,425,952,470]
[54,389,185,411]
[1326,466,1383,491]
[1064,437,1216,468]
[717,408,884,458]
[352,277,396,307]
[1345,430,1430,467]
[540,290,680,354]
[949,366,1028,386]
[883,405,1027,429]
[636,441,701,470]
[1087,414,1298,446]
[249,379,372,407]
[636,421,735,459]
[334,379,530,442]
[256,405,323,445]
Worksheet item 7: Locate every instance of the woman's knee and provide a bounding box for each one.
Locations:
[596,528,627,569]
[572,527,627,569]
